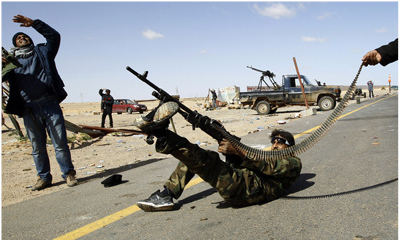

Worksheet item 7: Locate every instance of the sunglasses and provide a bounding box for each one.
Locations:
[271,136,291,146]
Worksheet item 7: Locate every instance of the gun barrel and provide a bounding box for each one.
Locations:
[126,66,161,92]
[247,66,264,73]
[127,66,195,114]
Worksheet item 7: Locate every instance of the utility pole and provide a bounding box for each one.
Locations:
[293,57,309,109]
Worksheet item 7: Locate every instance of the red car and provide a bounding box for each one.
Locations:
[112,99,147,114]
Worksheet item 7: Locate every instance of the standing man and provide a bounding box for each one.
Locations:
[99,88,114,128]
[2,15,77,191]
[210,89,218,109]
[367,80,374,99]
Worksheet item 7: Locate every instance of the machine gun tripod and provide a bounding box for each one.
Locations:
[247,66,280,91]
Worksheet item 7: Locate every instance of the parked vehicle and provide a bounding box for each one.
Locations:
[351,88,366,99]
[238,73,341,115]
[112,99,147,114]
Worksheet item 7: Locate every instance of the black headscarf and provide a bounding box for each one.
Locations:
[12,32,33,47]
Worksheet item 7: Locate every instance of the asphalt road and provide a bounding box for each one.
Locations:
[3,94,398,240]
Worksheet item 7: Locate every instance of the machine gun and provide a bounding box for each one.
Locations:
[247,66,280,90]
[2,47,21,78]
[126,66,240,145]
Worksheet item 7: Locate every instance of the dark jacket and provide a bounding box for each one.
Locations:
[5,19,67,117]
[376,38,398,66]
[99,89,114,113]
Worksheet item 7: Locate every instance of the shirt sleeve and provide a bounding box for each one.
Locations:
[376,38,398,66]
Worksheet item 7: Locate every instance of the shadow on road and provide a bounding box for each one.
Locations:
[283,173,316,196]
[49,158,167,187]
[175,188,218,210]
[283,176,398,200]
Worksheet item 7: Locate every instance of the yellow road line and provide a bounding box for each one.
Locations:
[54,178,205,239]
[264,94,397,151]
[54,205,141,240]
[294,94,396,139]
[54,94,396,240]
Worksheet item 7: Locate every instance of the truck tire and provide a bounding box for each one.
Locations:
[318,96,336,111]
[256,101,271,115]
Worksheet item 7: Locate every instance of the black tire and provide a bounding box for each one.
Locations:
[363,92,367,98]
[255,101,271,115]
[127,108,133,114]
[318,96,336,111]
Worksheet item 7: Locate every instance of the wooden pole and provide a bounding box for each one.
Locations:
[293,57,309,109]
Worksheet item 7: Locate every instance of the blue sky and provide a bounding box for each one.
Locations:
[2,1,398,103]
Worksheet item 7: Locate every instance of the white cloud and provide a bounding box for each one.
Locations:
[375,27,387,33]
[253,3,296,19]
[302,36,328,43]
[142,29,164,40]
[199,50,207,54]
[317,12,335,20]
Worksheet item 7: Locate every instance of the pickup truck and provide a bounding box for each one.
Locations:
[238,74,341,115]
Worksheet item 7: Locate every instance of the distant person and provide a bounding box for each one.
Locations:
[210,89,218,109]
[99,89,114,128]
[1,15,77,191]
[323,83,326,86]
[367,81,374,99]
[133,102,302,211]
[362,39,398,66]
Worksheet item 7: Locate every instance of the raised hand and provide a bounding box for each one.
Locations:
[12,15,34,27]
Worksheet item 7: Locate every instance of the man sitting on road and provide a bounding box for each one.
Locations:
[133,102,302,211]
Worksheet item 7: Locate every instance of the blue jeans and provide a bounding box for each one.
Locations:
[23,98,75,182]
[369,90,374,98]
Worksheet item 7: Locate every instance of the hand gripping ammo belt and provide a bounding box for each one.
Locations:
[215,64,364,161]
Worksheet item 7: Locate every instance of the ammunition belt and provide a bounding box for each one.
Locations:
[217,64,364,161]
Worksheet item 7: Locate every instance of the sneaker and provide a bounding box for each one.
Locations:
[31,177,51,191]
[66,172,78,187]
[133,102,179,133]
[137,190,175,212]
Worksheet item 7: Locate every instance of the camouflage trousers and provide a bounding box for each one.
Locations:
[156,131,285,207]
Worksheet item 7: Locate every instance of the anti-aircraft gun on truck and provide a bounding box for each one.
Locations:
[238,66,342,115]
[247,66,280,90]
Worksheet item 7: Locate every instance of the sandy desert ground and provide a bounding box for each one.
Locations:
[1,88,393,207]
